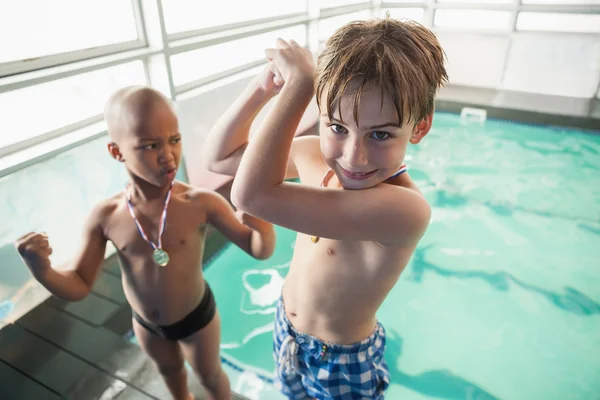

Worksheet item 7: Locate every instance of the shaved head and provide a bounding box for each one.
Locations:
[104,85,174,143]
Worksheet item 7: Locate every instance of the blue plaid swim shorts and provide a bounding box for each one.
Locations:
[273,297,390,399]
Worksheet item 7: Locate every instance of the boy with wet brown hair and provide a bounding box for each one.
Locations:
[204,18,447,399]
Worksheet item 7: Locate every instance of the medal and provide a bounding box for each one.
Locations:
[125,182,173,267]
[153,249,170,266]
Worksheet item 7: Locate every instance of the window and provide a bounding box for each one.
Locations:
[318,0,368,9]
[0,61,146,150]
[380,8,425,23]
[0,0,139,65]
[521,0,600,4]
[171,25,308,88]
[436,0,513,3]
[516,12,600,33]
[318,11,373,42]
[434,9,512,30]
[162,0,307,35]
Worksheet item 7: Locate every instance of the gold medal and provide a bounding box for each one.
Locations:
[153,249,170,267]
[125,182,174,267]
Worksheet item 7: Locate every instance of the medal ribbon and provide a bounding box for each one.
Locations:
[125,182,173,251]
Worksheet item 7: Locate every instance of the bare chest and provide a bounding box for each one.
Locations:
[105,201,207,263]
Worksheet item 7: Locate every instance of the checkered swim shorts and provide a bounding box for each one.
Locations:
[273,297,390,399]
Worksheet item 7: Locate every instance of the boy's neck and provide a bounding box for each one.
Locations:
[127,176,173,203]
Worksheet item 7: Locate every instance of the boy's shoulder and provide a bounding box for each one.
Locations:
[384,183,431,244]
[171,181,232,214]
[291,134,322,167]
[86,193,122,230]
[292,134,320,154]
[172,180,220,202]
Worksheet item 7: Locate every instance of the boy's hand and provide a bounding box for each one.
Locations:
[255,61,285,96]
[236,210,276,260]
[265,39,315,86]
[15,232,53,277]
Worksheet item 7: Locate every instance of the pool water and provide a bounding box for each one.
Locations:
[155,112,600,399]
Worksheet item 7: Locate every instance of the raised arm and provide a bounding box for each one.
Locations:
[15,203,109,301]
[201,64,302,179]
[230,40,431,245]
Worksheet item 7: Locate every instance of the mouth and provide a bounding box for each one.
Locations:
[163,167,177,179]
[338,165,377,180]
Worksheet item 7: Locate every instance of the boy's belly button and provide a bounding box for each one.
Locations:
[151,309,160,321]
[327,248,334,256]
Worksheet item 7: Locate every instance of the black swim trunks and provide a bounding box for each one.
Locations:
[132,282,216,341]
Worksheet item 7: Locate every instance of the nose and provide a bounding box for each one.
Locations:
[158,143,175,165]
[343,139,368,168]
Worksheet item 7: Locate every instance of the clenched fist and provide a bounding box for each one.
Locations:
[15,232,53,277]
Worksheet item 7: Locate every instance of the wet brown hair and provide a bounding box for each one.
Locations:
[316,17,448,126]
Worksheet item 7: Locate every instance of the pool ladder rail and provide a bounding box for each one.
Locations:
[460,107,487,125]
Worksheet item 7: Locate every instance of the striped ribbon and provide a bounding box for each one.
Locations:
[319,163,408,186]
[124,182,173,251]
[386,163,408,180]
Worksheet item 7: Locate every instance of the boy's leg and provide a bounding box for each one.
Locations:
[179,310,231,400]
[132,318,192,400]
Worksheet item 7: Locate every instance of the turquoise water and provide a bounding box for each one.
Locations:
[204,113,600,400]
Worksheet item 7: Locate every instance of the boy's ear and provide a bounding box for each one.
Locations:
[108,142,125,162]
[410,113,433,144]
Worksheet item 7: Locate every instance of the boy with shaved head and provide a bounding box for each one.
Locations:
[15,85,276,400]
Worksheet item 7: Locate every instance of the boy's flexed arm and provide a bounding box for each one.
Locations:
[203,190,275,260]
[15,203,109,301]
[201,63,301,179]
[231,40,431,245]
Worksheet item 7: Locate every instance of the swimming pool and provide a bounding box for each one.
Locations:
[152,112,600,399]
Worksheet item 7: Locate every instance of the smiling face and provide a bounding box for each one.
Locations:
[105,86,182,188]
[319,84,432,190]
[315,18,448,189]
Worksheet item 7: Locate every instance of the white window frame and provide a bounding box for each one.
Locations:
[0,0,148,78]
[0,0,598,179]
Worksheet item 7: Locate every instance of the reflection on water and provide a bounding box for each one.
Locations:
[205,114,600,399]
[240,263,288,315]
[385,329,500,400]
[408,246,600,317]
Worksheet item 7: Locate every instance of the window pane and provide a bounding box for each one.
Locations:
[0,61,146,149]
[516,12,600,33]
[434,10,512,30]
[522,0,600,4]
[436,0,513,3]
[171,25,307,87]
[318,0,367,8]
[380,8,425,23]
[0,0,138,64]
[319,11,373,42]
[162,0,307,34]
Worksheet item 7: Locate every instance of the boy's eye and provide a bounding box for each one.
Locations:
[370,131,390,140]
[171,137,182,144]
[141,143,157,150]
[330,124,348,134]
